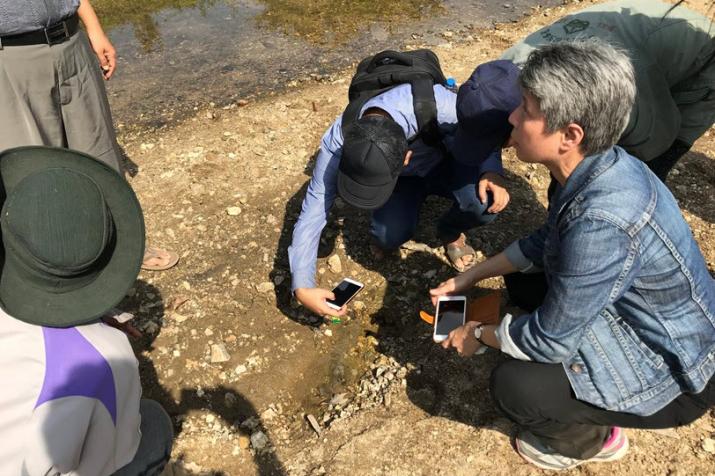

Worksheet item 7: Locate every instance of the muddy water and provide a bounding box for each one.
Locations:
[97,0,559,132]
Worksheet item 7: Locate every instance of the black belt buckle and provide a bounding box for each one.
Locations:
[44,20,70,46]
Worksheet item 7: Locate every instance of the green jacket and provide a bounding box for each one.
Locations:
[501,0,715,161]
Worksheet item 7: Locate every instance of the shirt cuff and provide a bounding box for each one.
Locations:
[504,240,542,274]
[496,313,532,361]
[291,272,315,293]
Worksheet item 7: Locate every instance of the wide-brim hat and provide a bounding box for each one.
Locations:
[453,60,522,165]
[0,146,145,327]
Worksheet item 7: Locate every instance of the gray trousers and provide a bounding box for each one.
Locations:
[0,30,123,172]
[113,399,174,476]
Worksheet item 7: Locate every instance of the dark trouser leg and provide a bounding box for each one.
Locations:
[436,182,496,243]
[491,359,715,460]
[430,160,497,243]
[113,399,174,476]
[645,139,691,183]
[503,272,548,313]
[370,176,428,250]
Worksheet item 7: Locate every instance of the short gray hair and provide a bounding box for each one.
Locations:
[519,39,636,157]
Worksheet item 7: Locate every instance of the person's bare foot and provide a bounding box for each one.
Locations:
[142,246,179,271]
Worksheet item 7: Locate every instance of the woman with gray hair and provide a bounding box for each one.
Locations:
[501,0,715,183]
[431,40,715,470]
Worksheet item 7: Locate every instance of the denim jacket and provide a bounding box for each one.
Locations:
[502,146,715,416]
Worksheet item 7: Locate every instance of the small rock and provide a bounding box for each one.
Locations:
[210,344,231,363]
[242,416,260,430]
[142,321,160,334]
[261,408,278,421]
[328,254,342,274]
[703,438,715,453]
[330,393,349,406]
[250,430,269,450]
[324,329,333,337]
[183,462,203,473]
[224,392,237,408]
[306,414,322,435]
[238,435,251,449]
[423,269,437,279]
[235,364,248,375]
[205,414,215,424]
[256,282,275,293]
[274,275,285,286]
[171,312,189,323]
[353,300,366,311]
[226,206,242,216]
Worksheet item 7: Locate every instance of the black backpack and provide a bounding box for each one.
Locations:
[342,49,448,146]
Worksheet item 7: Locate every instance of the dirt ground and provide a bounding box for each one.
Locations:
[115,1,715,474]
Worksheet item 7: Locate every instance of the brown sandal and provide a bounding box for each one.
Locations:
[444,233,476,272]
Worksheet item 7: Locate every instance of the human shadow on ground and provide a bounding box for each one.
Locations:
[270,153,546,432]
[365,249,517,435]
[351,167,545,434]
[269,150,346,327]
[269,154,547,326]
[117,143,139,178]
[120,280,287,476]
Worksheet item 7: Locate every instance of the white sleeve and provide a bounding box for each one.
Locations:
[22,397,116,476]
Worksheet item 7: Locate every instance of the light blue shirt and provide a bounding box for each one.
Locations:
[288,84,503,291]
[0,0,79,36]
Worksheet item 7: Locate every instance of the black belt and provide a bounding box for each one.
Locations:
[0,14,79,49]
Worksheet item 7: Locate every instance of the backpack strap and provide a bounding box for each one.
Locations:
[410,75,441,147]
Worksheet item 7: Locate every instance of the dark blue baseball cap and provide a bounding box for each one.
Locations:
[453,60,521,165]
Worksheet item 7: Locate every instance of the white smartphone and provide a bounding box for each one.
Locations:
[433,295,467,343]
[326,278,364,311]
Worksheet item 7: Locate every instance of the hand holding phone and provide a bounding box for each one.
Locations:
[294,287,346,316]
[433,296,467,343]
[326,278,364,311]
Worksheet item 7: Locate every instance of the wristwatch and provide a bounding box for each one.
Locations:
[473,324,486,346]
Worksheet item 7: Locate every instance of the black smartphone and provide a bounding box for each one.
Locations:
[326,278,364,310]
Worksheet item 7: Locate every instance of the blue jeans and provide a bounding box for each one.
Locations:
[370,160,497,249]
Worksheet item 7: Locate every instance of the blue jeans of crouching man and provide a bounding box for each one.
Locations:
[370,158,497,250]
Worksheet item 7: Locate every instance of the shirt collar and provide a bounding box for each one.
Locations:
[552,146,620,214]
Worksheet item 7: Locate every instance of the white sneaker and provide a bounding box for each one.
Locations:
[515,426,629,470]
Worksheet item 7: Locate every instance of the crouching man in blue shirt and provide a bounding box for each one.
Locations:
[431,40,715,470]
[289,61,522,317]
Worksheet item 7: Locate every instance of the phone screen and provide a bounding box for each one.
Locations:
[327,280,362,307]
[435,300,465,335]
